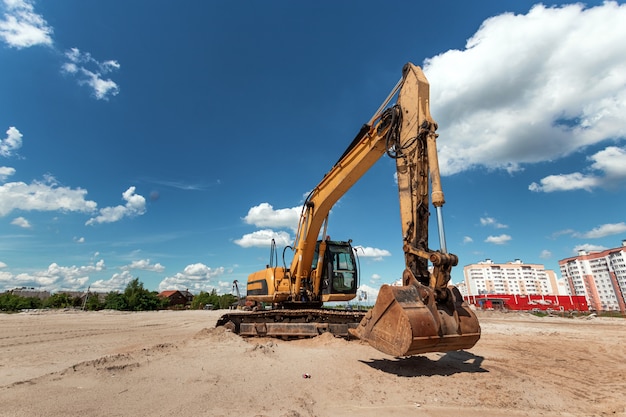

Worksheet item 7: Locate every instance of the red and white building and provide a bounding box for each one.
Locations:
[463,259,561,297]
[459,259,587,311]
[559,241,626,313]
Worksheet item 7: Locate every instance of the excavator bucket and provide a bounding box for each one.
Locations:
[349,283,480,356]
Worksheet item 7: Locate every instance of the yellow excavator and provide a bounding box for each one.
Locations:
[216,63,481,356]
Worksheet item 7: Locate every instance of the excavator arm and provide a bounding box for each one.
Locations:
[348,64,481,355]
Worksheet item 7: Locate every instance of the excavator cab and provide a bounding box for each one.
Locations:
[313,240,358,296]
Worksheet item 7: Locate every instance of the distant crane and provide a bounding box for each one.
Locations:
[231,280,250,310]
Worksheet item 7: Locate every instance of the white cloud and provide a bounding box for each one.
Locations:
[577,222,626,239]
[480,216,508,228]
[357,284,381,304]
[122,259,165,273]
[573,243,608,254]
[0,175,97,217]
[539,249,552,259]
[10,215,30,228]
[0,126,22,157]
[74,236,85,243]
[484,234,512,245]
[529,172,600,193]
[86,186,146,225]
[0,0,53,49]
[90,269,132,293]
[158,263,226,293]
[242,202,301,230]
[424,2,626,182]
[0,261,6,268]
[0,259,106,291]
[62,47,120,100]
[234,229,292,248]
[0,166,16,181]
[1,3,120,100]
[530,145,626,192]
[354,246,391,261]
[589,146,626,184]
[463,236,473,244]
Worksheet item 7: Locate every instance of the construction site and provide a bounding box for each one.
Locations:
[1,308,624,417]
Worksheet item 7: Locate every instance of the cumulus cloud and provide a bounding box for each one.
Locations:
[573,243,608,254]
[463,236,473,244]
[539,249,552,259]
[576,222,626,239]
[62,47,120,100]
[424,2,626,184]
[0,259,105,291]
[1,1,121,100]
[236,203,303,249]
[0,126,22,157]
[242,202,301,230]
[0,0,53,49]
[158,263,226,293]
[0,166,16,182]
[480,216,508,228]
[86,186,146,225]
[357,284,381,304]
[90,269,132,293]
[122,259,165,273]
[590,146,626,180]
[529,146,626,192]
[234,229,292,248]
[529,172,600,193]
[0,175,97,217]
[354,246,391,261]
[484,234,512,245]
[10,216,30,228]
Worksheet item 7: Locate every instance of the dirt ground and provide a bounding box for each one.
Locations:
[1,309,625,417]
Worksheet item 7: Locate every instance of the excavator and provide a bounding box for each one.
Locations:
[216,63,481,356]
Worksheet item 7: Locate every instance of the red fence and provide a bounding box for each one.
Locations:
[466,294,588,312]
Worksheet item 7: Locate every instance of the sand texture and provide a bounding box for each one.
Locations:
[1,309,625,417]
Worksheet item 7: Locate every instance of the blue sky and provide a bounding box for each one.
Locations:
[1,1,625,300]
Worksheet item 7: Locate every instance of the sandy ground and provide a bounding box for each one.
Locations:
[1,309,625,417]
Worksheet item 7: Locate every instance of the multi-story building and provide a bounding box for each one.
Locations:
[559,241,626,313]
[463,259,560,296]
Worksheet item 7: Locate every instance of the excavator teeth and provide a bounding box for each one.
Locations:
[349,283,480,356]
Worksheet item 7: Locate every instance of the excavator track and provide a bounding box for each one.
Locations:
[216,309,366,339]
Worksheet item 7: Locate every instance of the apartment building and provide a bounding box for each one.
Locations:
[559,241,626,312]
[463,259,560,296]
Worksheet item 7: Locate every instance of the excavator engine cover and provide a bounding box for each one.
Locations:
[350,283,480,356]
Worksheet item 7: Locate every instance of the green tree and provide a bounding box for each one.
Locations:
[191,291,213,309]
[103,292,127,310]
[123,278,162,311]
[0,293,42,311]
[84,293,103,311]
[218,293,237,309]
[43,293,73,308]
[191,290,238,310]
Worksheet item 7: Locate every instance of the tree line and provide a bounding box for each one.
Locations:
[0,278,237,312]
